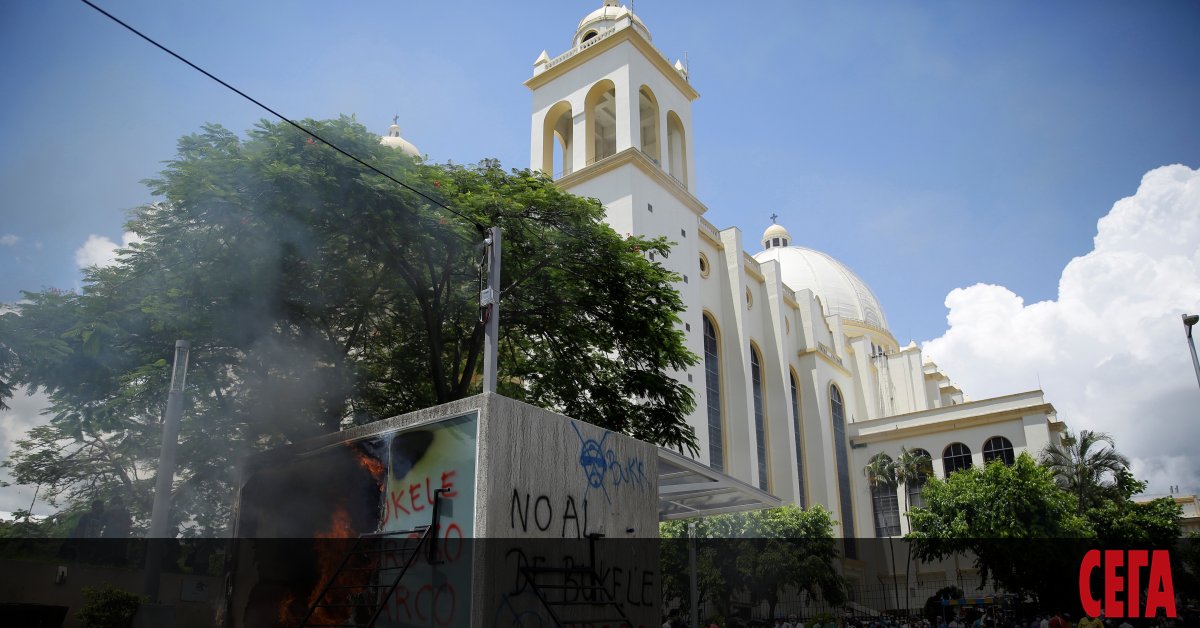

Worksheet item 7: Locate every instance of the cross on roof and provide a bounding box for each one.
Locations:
[393,115,399,125]
[770,213,778,224]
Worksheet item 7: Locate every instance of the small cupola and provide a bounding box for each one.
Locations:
[379,116,420,157]
[574,0,650,47]
[762,215,791,249]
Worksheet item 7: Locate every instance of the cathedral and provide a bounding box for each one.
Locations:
[387,1,1067,547]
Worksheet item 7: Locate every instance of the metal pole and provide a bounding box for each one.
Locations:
[1184,314,1200,390]
[482,226,501,394]
[688,521,699,628]
[143,340,190,601]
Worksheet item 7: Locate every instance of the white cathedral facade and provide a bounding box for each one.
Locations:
[522,1,1068,544]
[386,2,1068,547]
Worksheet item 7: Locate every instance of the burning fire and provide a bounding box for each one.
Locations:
[316,505,354,540]
[353,447,387,487]
[276,447,389,626]
[279,505,378,627]
[277,593,295,625]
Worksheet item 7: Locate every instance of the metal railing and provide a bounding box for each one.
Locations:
[541,17,673,74]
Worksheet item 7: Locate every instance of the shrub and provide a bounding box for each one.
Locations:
[77,585,142,628]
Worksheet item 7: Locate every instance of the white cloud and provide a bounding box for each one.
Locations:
[0,234,19,246]
[0,388,52,515]
[923,164,1200,496]
[73,231,144,269]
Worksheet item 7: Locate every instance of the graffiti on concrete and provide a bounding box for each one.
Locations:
[570,422,650,504]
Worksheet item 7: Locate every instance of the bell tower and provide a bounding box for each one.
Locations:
[525,1,700,236]
[525,2,729,473]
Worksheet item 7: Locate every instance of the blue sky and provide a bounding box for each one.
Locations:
[1,1,1196,342]
[1,1,1199,511]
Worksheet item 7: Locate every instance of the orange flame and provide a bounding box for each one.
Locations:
[277,592,295,624]
[353,448,387,486]
[279,504,376,627]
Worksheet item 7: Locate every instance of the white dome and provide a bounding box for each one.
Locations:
[755,245,889,331]
[574,1,649,46]
[380,123,420,157]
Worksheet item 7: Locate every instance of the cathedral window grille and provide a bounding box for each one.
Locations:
[790,370,806,507]
[703,315,723,471]
[830,384,857,550]
[942,442,973,476]
[751,344,768,491]
[872,483,901,537]
[906,448,932,510]
[982,436,1015,466]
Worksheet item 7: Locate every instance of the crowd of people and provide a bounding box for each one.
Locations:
[663,607,1191,628]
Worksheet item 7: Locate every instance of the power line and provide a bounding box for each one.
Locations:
[78,0,486,234]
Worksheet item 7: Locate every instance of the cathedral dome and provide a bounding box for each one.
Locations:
[574,1,650,47]
[755,243,889,331]
[380,120,420,157]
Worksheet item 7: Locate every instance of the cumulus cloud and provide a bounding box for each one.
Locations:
[923,164,1200,496]
[73,231,144,269]
[0,234,19,246]
[0,388,52,515]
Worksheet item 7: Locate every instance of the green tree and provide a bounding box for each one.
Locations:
[893,447,933,503]
[1,116,697,535]
[893,446,933,608]
[1085,468,1180,546]
[1040,430,1130,514]
[660,505,846,621]
[906,453,1093,604]
[1041,430,1179,545]
[863,452,902,611]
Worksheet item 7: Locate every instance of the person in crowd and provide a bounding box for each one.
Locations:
[70,500,105,539]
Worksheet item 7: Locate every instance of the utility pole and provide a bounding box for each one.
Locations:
[1184,314,1200,390]
[143,340,190,602]
[482,227,501,393]
[688,521,699,628]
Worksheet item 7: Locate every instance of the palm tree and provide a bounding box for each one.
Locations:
[894,447,934,508]
[892,447,933,613]
[864,452,901,612]
[1040,429,1130,514]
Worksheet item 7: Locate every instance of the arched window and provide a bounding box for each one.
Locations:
[750,343,768,491]
[867,453,901,538]
[830,384,856,546]
[541,101,573,177]
[790,370,805,508]
[638,86,660,164]
[942,442,973,476]
[703,314,723,472]
[905,448,932,510]
[586,80,617,164]
[667,110,687,186]
[982,436,1015,466]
